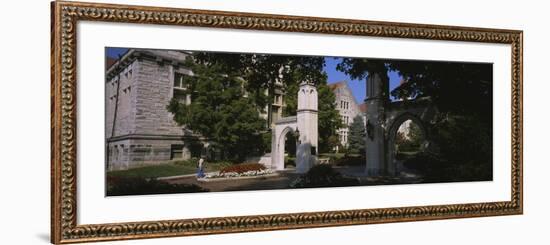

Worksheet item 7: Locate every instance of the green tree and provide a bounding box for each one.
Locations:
[407,122,423,148]
[283,80,342,153]
[167,59,266,162]
[317,82,343,153]
[347,115,366,154]
[338,58,493,181]
[337,58,492,123]
[282,81,298,117]
[394,121,423,153]
[193,53,326,126]
[328,135,342,153]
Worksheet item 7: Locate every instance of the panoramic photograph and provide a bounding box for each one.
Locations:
[104,47,493,196]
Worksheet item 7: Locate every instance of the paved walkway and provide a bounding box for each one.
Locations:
[163,165,423,192]
[164,171,301,192]
[334,164,424,185]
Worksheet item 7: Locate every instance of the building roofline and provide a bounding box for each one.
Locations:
[105,48,193,80]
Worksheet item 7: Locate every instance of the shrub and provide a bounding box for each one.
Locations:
[290,165,360,188]
[403,151,492,182]
[219,163,266,174]
[334,155,365,166]
[285,157,296,168]
[106,176,208,196]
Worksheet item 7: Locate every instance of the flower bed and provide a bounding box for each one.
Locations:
[219,163,266,174]
[205,163,273,179]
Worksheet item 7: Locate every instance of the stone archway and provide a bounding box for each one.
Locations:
[385,113,428,176]
[272,117,297,171]
[364,70,439,176]
[270,82,318,173]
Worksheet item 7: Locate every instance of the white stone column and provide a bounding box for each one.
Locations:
[296,82,318,173]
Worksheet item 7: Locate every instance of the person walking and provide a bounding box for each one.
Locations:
[196,157,206,179]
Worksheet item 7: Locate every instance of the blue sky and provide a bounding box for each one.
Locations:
[106,47,128,58]
[106,48,402,103]
[324,57,402,103]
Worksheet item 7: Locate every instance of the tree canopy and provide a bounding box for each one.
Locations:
[337,57,493,180]
[168,52,342,161]
[167,58,266,162]
[193,52,326,125]
[337,58,492,122]
[194,52,342,154]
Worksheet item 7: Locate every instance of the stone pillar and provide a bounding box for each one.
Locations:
[296,82,318,173]
[365,72,389,176]
[271,127,279,170]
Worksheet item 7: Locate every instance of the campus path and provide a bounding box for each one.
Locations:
[164,171,301,192]
[163,164,423,192]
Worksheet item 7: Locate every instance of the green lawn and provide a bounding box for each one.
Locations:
[395,151,420,161]
[107,160,232,179]
[319,153,349,160]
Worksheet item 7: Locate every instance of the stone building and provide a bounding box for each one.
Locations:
[328,81,365,150]
[105,49,284,170]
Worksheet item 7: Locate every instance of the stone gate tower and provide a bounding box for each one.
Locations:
[296,82,319,173]
[270,82,318,173]
[365,71,389,176]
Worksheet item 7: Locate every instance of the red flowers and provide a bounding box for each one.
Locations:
[219,163,266,174]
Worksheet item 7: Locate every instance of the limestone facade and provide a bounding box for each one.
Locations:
[328,81,365,149]
[105,49,202,170]
[105,49,284,170]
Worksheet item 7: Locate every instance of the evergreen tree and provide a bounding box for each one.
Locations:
[347,115,366,154]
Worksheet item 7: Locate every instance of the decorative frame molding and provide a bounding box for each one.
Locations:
[51,1,523,243]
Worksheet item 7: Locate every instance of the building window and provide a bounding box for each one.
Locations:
[274,95,281,105]
[171,144,184,160]
[173,72,191,104]
[114,145,119,162]
[174,72,190,89]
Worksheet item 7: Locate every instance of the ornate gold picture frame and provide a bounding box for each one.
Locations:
[51,0,523,243]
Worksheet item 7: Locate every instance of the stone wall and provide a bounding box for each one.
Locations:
[107,137,201,170]
[133,59,183,136]
[105,60,138,138]
[105,50,199,170]
[332,81,362,147]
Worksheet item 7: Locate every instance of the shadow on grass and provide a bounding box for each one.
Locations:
[107,176,209,196]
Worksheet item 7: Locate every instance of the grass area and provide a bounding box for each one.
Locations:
[107,177,209,196]
[318,153,364,166]
[284,156,296,168]
[319,152,347,160]
[107,159,232,179]
[395,151,420,161]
